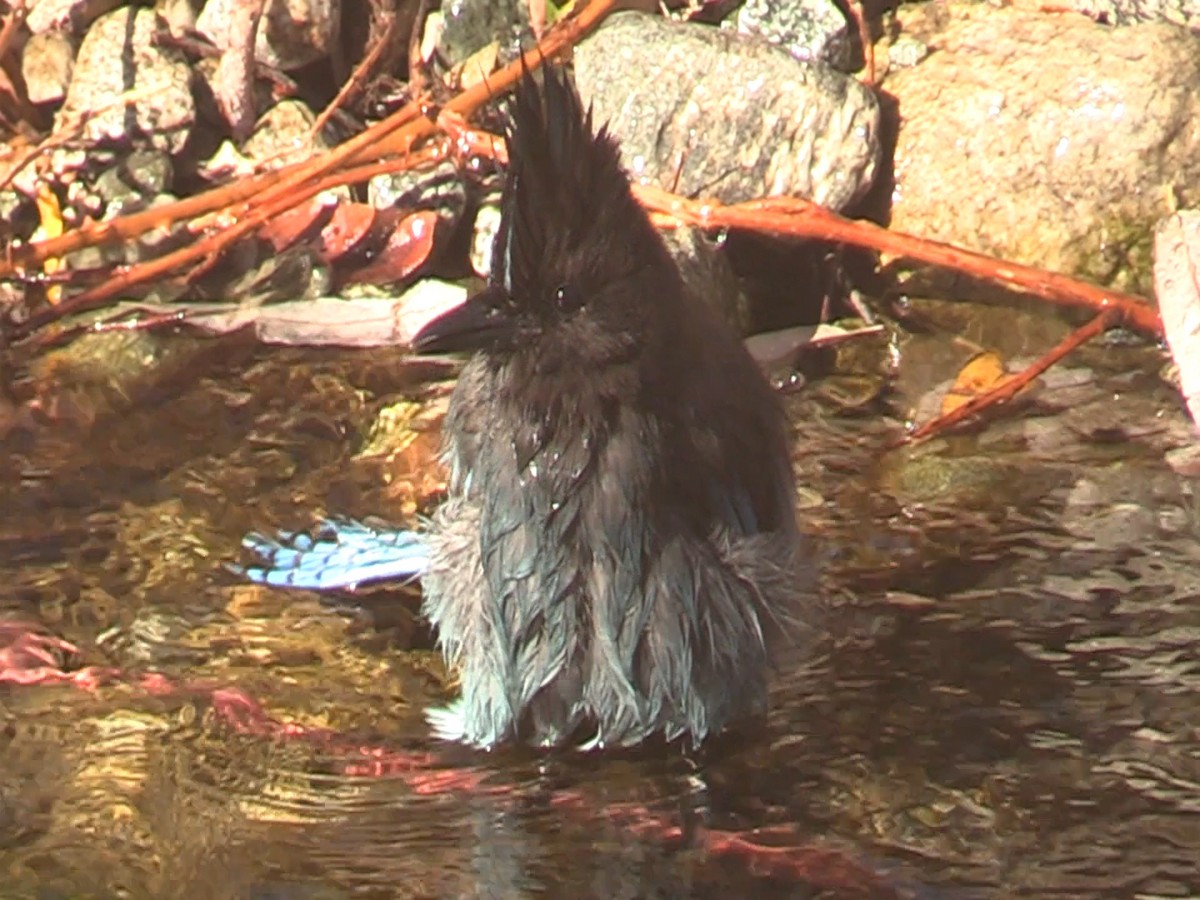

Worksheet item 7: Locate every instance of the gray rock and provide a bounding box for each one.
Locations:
[368,160,468,233]
[1068,0,1200,29]
[115,195,188,266]
[92,150,174,211]
[192,55,276,140]
[64,191,186,271]
[574,11,880,211]
[159,0,201,36]
[57,7,195,156]
[196,0,340,71]
[436,0,531,66]
[885,1,1200,293]
[25,0,120,35]
[886,34,928,69]
[1153,209,1200,427]
[241,99,332,166]
[729,0,854,70]
[21,31,74,105]
[237,100,351,204]
[0,190,26,224]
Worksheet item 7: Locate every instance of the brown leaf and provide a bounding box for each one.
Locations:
[316,201,378,262]
[343,209,438,286]
[259,197,335,252]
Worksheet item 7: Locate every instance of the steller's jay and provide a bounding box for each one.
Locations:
[241,65,815,750]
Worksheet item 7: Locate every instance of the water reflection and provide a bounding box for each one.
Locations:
[1,344,1198,897]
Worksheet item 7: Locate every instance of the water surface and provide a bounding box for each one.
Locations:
[1,335,1196,898]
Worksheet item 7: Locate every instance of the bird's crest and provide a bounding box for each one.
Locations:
[492,63,649,309]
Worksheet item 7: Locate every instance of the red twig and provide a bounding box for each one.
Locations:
[849,0,875,84]
[4,0,622,340]
[636,187,1161,339]
[903,307,1120,444]
[309,5,401,141]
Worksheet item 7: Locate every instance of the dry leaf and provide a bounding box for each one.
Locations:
[941,351,1019,416]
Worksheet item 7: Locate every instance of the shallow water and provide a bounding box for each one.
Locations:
[1,335,1197,899]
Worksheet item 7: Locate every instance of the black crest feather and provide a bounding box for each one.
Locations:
[492,65,659,309]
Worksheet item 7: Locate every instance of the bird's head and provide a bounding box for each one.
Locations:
[413,64,678,376]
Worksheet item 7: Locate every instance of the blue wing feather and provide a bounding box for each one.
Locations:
[235,518,429,590]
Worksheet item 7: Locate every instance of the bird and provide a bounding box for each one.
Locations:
[240,63,815,750]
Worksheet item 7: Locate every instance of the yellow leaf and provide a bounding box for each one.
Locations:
[941,351,1018,415]
[35,184,65,305]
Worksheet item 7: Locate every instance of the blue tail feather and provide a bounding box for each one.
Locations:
[236,518,429,590]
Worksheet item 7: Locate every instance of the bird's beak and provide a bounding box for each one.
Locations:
[411,285,517,354]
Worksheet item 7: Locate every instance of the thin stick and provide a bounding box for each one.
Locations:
[635,186,1161,338]
[903,307,1120,444]
[309,5,401,141]
[0,0,620,278]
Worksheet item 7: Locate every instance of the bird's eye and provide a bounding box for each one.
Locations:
[554,284,585,314]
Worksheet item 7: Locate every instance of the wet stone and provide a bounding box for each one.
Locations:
[880,447,1058,509]
[220,244,334,304]
[23,328,223,423]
